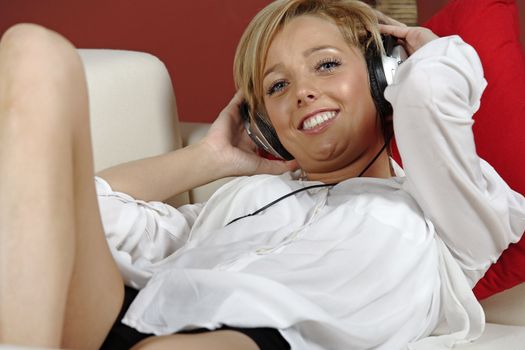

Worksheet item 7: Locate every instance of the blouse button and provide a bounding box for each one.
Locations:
[255,247,271,254]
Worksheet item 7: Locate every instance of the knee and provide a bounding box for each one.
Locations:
[0,23,87,122]
[1,23,77,57]
[1,23,50,45]
[0,23,84,87]
[0,24,88,132]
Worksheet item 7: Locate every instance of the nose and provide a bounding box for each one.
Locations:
[295,79,319,107]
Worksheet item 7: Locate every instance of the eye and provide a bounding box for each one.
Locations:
[266,79,288,96]
[315,58,342,73]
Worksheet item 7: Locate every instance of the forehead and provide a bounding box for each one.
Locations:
[266,15,348,61]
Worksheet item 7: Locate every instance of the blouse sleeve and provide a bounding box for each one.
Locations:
[384,36,525,286]
[95,176,204,288]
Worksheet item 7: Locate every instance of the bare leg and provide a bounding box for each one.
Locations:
[0,24,123,348]
[131,331,260,350]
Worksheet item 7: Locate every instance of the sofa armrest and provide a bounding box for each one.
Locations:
[79,49,189,207]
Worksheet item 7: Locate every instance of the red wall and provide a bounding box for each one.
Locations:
[1,0,524,123]
[0,0,273,123]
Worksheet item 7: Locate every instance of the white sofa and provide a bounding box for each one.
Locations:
[4,49,524,349]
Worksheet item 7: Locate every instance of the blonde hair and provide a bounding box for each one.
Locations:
[233,0,383,119]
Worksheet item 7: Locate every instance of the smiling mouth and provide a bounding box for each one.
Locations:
[300,110,338,132]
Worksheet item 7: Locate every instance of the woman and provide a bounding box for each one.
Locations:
[1,0,524,349]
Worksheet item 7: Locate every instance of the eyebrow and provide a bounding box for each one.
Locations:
[263,45,341,79]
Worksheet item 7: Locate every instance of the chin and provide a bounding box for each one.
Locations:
[298,153,350,175]
[308,141,347,163]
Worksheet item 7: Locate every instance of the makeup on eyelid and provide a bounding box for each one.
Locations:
[265,57,343,96]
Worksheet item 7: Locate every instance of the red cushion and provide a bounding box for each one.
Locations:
[421,0,525,299]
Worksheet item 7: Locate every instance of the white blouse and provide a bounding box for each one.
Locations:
[96,36,525,349]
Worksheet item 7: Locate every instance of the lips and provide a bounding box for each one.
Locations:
[299,110,339,132]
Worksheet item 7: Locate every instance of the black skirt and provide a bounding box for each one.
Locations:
[100,286,291,350]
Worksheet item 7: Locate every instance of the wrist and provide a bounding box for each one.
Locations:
[192,140,234,179]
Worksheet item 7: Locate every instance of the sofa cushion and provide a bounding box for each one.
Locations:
[456,323,525,349]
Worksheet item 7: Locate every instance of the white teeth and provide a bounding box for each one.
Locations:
[302,111,337,130]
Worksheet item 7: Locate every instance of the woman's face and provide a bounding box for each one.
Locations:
[262,15,388,182]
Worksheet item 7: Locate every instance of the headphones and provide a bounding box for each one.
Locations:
[240,34,408,161]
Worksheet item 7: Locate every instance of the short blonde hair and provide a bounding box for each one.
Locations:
[233,0,383,119]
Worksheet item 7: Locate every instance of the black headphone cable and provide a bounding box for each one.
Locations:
[226,133,393,226]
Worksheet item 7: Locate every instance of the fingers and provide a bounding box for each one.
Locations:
[217,90,244,124]
[230,90,244,105]
[378,23,410,39]
[219,91,244,115]
[378,24,439,56]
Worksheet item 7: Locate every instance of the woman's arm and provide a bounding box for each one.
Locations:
[96,141,220,202]
[97,92,297,202]
[382,28,525,285]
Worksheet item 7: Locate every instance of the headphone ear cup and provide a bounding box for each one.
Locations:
[240,100,294,161]
[254,115,294,161]
[366,41,393,119]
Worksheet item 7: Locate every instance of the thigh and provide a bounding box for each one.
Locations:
[131,331,260,350]
[131,325,291,350]
[61,53,125,350]
[61,113,125,349]
[0,23,124,348]
[20,24,127,349]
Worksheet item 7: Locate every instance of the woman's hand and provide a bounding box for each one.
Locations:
[372,9,438,56]
[379,23,439,56]
[200,91,298,177]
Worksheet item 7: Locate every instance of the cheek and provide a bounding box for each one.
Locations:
[265,100,290,132]
[333,72,380,136]
[338,79,378,126]
[332,71,371,103]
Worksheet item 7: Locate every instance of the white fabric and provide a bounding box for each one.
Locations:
[96,36,525,349]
